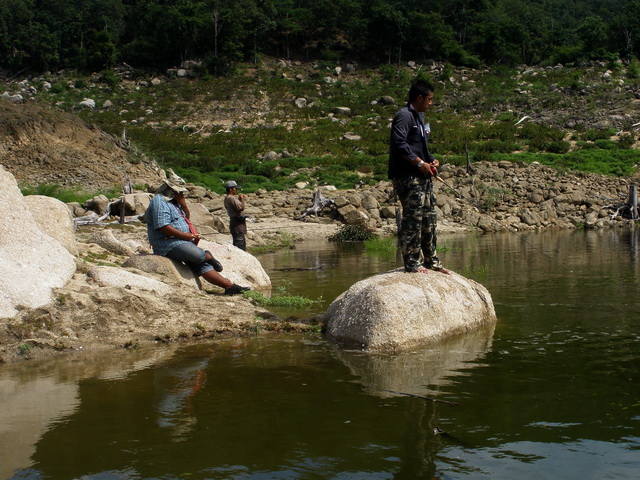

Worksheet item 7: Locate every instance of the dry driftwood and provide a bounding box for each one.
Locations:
[609,184,639,220]
[295,190,336,220]
[74,173,142,226]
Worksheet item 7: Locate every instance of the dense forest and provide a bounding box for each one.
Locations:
[3,0,640,73]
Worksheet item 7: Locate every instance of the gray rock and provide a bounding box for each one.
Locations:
[380,206,397,219]
[361,193,380,210]
[0,167,76,318]
[519,209,542,225]
[333,196,350,208]
[91,230,136,257]
[85,194,111,215]
[23,195,78,256]
[585,211,599,226]
[122,254,201,288]
[87,266,172,295]
[262,151,280,161]
[78,98,96,110]
[187,202,218,235]
[347,194,362,207]
[197,240,271,289]
[187,185,208,199]
[528,191,545,203]
[325,270,496,352]
[341,132,361,141]
[379,96,396,106]
[331,107,351,116]
[339,205,369,226]
[122,193,152,216]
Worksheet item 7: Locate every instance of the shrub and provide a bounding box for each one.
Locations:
[328,224,376,242]
[582,128,615,141]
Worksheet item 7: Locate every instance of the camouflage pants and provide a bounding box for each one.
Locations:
[394,176,441,272]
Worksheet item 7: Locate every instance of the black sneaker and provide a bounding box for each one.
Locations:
[205,250,223,272]
[224,284,250,296]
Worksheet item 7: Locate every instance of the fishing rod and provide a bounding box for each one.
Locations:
[434,174,567,269]
[381,389,459,406]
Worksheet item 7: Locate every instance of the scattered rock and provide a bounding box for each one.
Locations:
[331,107,351,116]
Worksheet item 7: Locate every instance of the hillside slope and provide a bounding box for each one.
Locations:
[0,99,163,190]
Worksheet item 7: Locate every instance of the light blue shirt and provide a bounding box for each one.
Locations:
[146,194,190,256]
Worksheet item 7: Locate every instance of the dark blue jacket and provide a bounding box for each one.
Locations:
[388,103,435,180]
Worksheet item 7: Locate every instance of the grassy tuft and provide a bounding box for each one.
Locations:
[245,282,320,309]
[364,236,396,253]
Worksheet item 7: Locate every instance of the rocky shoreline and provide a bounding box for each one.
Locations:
[73,159,640,243]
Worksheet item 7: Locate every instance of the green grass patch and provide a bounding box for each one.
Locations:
[492,149,640,176]
[245,281,320,308]
[364,236,396,253]
[19,183,122,203]
[249,232,295,255]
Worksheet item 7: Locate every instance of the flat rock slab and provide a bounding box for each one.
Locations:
[325,269,496,352]
[87,266,173,295]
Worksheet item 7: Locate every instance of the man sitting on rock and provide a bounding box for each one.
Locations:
[146,180,250,295]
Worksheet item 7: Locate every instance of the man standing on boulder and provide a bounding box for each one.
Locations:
[388,79,449,274]
[146,180,250,295]
[224,180,247,251]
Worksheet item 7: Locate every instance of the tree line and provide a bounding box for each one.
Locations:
[2,0,640,74]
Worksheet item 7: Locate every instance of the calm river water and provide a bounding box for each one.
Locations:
[1,229,639,480]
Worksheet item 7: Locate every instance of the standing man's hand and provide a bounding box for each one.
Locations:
[429,159,440,177]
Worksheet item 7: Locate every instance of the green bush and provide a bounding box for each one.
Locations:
[582,128,615,141]
[475,139,519,153]
[594,139,618,150]
[329,224,376,242]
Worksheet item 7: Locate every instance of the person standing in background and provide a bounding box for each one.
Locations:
[224,180,247,251]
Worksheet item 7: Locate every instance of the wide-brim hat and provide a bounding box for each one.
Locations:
[160,179,188,193]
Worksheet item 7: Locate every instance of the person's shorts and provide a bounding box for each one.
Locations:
[166,242,213,276]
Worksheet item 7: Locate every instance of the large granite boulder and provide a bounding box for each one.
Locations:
[188,202,218,235]
[198,240,271,289]
[0,167,76,318]
[325,269,496,352]
[22,194,78,255]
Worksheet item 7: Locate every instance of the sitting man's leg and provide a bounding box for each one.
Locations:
[166,243,249,294]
